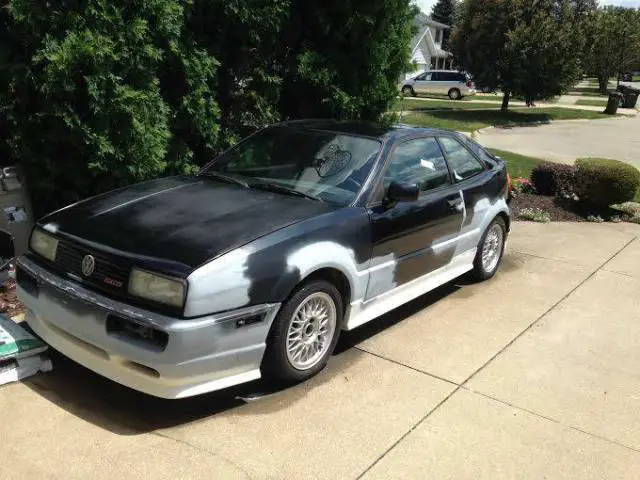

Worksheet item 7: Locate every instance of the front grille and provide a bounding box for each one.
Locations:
[54,239,131,295]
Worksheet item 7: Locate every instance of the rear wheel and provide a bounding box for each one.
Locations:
[262,280,342,383]
[472,217,507,281]
[401,85,415,97]
[448,88,461,100]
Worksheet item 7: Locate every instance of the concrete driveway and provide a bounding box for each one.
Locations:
[2,221,640,479]
[478,113,640,167]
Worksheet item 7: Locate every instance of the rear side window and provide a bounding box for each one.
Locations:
[431,72,443,81]
[440,72,465,82]
[438,137,486,181]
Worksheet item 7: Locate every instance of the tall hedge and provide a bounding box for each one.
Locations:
[0,0,417,216]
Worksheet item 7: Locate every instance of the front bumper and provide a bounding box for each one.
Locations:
[16,256,280,399]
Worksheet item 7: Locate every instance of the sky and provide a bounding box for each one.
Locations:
[415,0,640,16]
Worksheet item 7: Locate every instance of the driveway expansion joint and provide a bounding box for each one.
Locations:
[463,388,640,454]
[353,346,459,387]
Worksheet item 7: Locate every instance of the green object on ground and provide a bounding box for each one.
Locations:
[0,314,47,361]
[401,107,610,133]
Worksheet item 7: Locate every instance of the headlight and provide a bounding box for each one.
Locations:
[128,268,186,308]
[30,229,59,262]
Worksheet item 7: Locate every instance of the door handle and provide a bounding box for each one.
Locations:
[447,197,464,211]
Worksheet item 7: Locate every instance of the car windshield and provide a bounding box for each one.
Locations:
[200,126,382,206]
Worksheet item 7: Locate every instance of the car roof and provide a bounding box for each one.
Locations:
[277,119,457,142]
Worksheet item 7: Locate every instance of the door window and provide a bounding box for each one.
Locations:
[384,137,450,194]
[431,72,443,81]
[416,72,432,81]
[438,136,486,181]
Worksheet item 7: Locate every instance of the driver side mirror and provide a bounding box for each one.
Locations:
[385,181,419,205]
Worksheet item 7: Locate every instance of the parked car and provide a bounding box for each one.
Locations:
[401,70,476,100]
[16,120,510,398]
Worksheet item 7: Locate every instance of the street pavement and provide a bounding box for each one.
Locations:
[2,221,640,479]
[478,113,640,167]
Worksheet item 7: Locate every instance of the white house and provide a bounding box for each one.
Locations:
[406,12,454,79]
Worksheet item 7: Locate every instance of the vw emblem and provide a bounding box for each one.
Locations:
[81,255,95,277]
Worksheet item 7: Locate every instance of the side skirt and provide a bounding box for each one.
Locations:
[344,248,476,331]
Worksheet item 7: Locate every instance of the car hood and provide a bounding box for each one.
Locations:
[38,176,336,273]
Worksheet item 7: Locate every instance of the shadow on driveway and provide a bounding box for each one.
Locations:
[21,279,464,436]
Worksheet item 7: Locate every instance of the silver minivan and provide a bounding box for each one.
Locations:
[401,70,476,100]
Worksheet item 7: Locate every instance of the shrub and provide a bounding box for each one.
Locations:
[530,162,577,196]
[574,158,640,208]
[518,207,551,223]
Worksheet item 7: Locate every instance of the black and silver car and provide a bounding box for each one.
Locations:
[17,120,510,398]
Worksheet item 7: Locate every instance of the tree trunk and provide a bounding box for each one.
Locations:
[598,75,609,93]
[501,91,511,112]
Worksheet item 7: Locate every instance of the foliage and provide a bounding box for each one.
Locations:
[430,0,459,48]
[586,214,604,223]
[279,1,418,121]
[451,0,585,111]
[574,158,640,208]
[0,0,417,215]
[2,0,219,214]
[511,177,536,194]
[518,207,551,223]
[530,162,577,196]
[582,6,640,93]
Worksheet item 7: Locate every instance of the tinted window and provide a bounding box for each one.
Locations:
[431,72,443,81]
[203,126,381,206]
[438,137,485,181]
[384,137,450,193]
[441,72,465,82]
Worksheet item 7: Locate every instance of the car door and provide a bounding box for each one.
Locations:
[365,136,465,300]
[414,72,432,95]
[430,71,447,95]
[436,135,496,254]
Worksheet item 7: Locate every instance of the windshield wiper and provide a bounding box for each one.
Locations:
[250,182,322,202]
[200,171,250,189]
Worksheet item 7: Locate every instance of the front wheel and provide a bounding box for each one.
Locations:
[472,217,507,281]
[262,280,342,383]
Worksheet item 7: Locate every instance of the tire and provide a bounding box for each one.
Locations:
[401,85,415,97]
[472,216,507,281]
[448,88,461,100]
[262,280,343,383]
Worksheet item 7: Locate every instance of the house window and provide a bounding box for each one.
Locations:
[435,29,442,43]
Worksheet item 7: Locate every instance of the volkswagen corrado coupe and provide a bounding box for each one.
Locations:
[17,120,510,398]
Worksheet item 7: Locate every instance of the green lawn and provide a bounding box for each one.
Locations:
[634,76,640,82]
[487,149,545,179]
[574,98,607,107]
[395,98,506,111]
[400,107,611,132]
